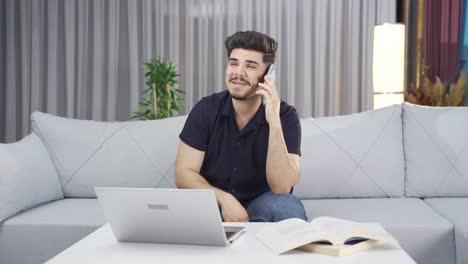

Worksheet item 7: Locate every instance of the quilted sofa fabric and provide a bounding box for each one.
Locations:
[2,105,467,264]
[0,199,105,264]
[403,103,468,197]
[302,198,455,264]
[31,112,187,197]
[0,133,63,222]
[294,105,405,198]
[424,198,468,264]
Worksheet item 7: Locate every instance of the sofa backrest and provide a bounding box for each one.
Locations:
[294,105,405,199]
[403,102,468,197]
[31,111,187,198]
[28,102,468,200]
[0,133,63,222]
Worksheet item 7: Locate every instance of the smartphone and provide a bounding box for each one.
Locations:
[266,64,276,82]
[261,64,275,105]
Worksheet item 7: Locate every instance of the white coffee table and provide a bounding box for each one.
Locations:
[46,223,415,264]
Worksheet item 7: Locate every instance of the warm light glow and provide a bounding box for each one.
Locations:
[374,94,404,109]
[373,24,405,109]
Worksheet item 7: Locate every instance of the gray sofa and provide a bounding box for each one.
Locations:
[0,102,467,264]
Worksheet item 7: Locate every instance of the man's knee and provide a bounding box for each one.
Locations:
[270,194,307,221]
[254,193,307,222]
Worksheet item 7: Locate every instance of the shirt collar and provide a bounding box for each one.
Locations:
[222,93,234,117]
[222,93,267,126]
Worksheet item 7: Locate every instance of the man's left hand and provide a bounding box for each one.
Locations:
[256,76,281,127]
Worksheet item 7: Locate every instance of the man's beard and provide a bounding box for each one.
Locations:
[230,88,257,100]
[228,76,259,101]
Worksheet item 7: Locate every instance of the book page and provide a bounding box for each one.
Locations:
[256,217,395,255]
[256,218,326,254]
[309,217,395,245]
[299,238,382,257]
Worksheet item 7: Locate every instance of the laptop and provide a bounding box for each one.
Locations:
[94,187,245,246]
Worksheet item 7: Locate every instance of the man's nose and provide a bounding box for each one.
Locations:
[234,65,246,76]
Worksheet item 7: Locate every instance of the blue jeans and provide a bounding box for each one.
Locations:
[245,192,308,222]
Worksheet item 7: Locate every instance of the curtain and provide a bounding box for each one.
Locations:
[424,0,463,83]
[0,0,396,143]
[461,0,468,106]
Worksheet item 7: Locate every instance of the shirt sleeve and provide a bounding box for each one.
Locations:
[179,99,210,151]
[280,106,302,156]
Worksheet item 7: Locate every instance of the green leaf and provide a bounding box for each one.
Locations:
[143,63,153,71]
[134,57,184,119]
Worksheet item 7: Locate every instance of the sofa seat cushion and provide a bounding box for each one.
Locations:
[0,199,105,264]
[424,198,468,264]
[301,198,455,264]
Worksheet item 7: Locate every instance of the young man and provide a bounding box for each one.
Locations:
[175,31,307,222]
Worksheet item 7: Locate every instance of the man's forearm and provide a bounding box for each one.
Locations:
[175,169,233,206]
[266,122,300,193]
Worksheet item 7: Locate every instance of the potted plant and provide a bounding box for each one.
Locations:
[132,58,184,120]
[406,69,467,107]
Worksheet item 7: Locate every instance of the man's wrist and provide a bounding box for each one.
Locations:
[217,190,233,208]
[268,119,282,130]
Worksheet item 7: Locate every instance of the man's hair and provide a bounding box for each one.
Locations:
[224,31,278,64]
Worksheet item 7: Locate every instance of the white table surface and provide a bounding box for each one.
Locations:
[46,223,416,264]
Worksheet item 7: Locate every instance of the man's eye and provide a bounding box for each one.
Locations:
[247,65,256,69]
[229,62,238,66]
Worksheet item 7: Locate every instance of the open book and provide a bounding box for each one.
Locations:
[256,217,397,256]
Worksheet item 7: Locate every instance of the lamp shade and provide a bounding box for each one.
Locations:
[373,23,405,109]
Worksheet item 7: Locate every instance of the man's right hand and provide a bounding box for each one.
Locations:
[219,193,249,222]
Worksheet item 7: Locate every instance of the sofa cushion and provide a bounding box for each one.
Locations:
[403,102,468,197]
[424,198,468,264]
[295,105,404,198]
[0,133,63,222]
[301,198,455,264]
[31,112,187,197]
[0,198,105,264]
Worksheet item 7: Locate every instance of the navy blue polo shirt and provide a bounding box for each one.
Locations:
[179,90,301,205]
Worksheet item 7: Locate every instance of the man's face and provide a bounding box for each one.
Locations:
[225,48,268,101]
